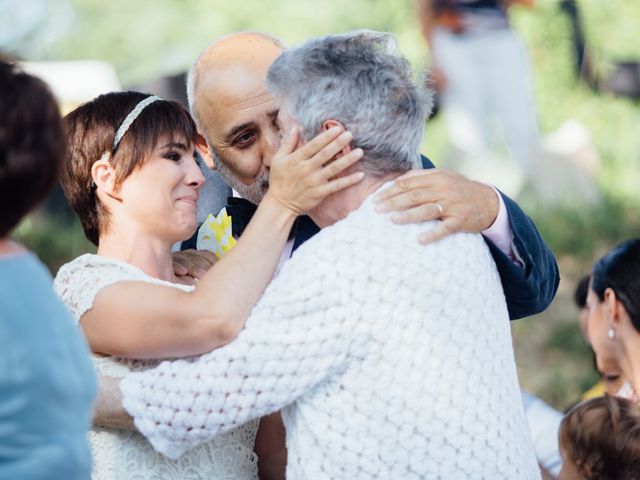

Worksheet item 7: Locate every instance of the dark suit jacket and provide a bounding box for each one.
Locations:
[184,154,559,320]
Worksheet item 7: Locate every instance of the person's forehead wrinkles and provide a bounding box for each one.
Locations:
[227,89,275,115]
[222,103,278,142]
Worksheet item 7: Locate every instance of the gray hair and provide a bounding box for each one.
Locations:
[266,30,433,177]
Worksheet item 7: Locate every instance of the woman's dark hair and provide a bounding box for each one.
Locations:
[559,395,640,480]
[591,238,640,332]
[0,61,65,236]
[62,92,197,245]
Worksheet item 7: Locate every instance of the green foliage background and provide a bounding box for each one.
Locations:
[8,0,640,409]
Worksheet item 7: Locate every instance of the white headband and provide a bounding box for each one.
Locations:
[112,95,162,150]
[93,95,163,188]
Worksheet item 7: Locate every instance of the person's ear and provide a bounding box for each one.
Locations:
[91,156,120,200]
[195,133,215,170]
[604,287,624,330]
[322,119,351,157]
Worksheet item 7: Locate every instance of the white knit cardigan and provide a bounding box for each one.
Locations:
[120,191,541,480]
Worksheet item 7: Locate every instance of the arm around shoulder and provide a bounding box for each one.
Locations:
[118,248,354,458]
[487,192,560,320]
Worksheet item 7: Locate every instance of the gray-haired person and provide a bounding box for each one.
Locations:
[110,31,541,479]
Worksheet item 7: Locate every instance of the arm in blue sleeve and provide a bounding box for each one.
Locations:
[419,154,559,320]
[487,192,560,320]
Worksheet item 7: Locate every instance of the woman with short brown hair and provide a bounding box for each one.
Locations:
[54,90,363,479]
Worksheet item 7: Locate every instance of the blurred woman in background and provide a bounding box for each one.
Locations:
[586,238,640,402]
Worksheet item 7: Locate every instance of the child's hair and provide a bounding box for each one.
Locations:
[559,394,640,479]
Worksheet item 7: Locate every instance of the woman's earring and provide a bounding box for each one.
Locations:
[608,328,616,339]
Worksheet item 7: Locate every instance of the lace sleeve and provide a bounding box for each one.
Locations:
[120,244,355,459]
[53,254,143,325]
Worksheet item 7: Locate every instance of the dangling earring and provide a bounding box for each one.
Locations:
[608,328,616,339]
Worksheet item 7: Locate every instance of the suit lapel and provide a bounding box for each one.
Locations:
[292,215,321,253]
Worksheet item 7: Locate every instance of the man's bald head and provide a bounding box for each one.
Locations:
[187,32,284,137]
[186,32,285,204]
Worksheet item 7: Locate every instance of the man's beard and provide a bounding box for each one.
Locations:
[214,155,269,205]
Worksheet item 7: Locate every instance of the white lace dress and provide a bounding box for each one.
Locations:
[54,254,259,480]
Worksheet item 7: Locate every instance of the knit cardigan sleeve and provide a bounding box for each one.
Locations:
[119,243,355,459]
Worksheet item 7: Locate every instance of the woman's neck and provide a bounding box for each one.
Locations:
[309,172,400,228]
[97,224,176,282]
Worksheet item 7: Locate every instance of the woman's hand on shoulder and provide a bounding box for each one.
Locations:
[266,127,365,215]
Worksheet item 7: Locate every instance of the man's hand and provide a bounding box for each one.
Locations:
[172,249,217,284]
[373,169,500,244]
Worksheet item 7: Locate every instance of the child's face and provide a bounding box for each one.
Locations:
[558,448,588,480]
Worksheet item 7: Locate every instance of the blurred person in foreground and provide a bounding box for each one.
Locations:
[54,91,362,479]
[586,238,640,403]
[558,395,640,480]
[0,60,96,479]
[108,30,540,479]
[416,0,539,178]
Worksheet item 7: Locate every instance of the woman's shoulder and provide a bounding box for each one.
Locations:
[56,253,141,277]
[55,254,191,289]
[54,254,152,323]
[54,254,165,290]
[54,254,193,324]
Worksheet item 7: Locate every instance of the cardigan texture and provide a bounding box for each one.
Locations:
[121,189,540,479]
